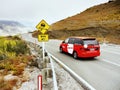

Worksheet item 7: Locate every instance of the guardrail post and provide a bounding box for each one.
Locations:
[47,68,52,78]
[41,56,52,85]
[42,69,47,85]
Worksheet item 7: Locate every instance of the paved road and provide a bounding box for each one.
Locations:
[22,34,120,90]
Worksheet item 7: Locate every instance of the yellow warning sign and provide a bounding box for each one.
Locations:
[36,20,49,34]
[39,29,48,34]
[38,34,49,42]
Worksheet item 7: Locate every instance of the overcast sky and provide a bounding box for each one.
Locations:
[0,0,108,27]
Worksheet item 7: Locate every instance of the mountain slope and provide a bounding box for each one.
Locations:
[0,20,32,36]
[48,0,120,44]
[0,20,24,27]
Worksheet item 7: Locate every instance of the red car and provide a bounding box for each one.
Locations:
[59,37,100,59]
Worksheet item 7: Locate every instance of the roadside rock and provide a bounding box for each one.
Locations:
[4,74,19,81]
[18,67,41,90]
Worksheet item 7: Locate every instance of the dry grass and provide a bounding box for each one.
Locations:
[0,55,33,89]
[50,1,120,31]
[0,55,33,75]
[0,36,33,89]
[0,75,18,90]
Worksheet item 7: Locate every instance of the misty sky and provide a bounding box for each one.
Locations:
[0,0,108,27]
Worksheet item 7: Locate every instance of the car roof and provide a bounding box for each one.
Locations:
[69,36,96,40]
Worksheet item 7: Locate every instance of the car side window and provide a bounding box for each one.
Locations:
[68,38,74,44]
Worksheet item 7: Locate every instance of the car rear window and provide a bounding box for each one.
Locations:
[74,38,83,44]
[83,39,98,45]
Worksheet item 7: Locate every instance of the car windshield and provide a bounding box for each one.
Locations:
[83,39,98,45]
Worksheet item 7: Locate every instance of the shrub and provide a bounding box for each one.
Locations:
[14,40,29,55]
[0,36,30,59]
[0,54,6,60]
[0,63,5,69]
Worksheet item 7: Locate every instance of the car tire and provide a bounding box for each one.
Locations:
[60,47,63,53]
[73,51,78,59]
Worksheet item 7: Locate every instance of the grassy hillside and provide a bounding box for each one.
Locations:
[50,1,120,31]
[33,0,120,44]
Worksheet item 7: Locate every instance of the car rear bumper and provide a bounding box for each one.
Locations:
[78,51,100,58]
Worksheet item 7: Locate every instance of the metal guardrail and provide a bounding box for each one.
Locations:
[48,53,96,90]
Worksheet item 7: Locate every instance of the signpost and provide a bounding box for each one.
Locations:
[36,20,49,90]
[36,19,49,60]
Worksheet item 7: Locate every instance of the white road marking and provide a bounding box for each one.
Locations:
[102,59,120,67]
[101,49,120,55]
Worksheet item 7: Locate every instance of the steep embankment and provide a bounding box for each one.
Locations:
[49,0,120,44]
[33,0,120,44]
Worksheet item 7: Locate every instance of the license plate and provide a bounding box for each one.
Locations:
[90,48,94,51]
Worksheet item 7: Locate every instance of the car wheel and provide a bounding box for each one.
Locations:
[73,51,78,59]
[60,47,63,53]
